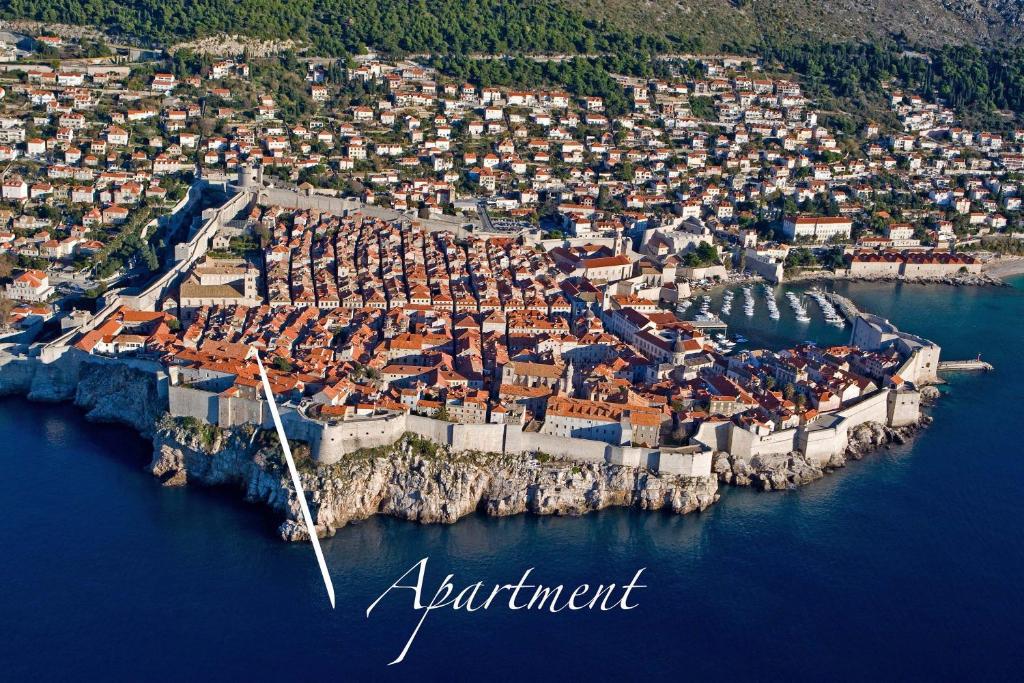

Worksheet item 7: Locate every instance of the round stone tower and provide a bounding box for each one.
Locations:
[236,163,263,190]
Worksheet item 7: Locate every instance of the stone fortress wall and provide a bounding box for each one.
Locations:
[1,316,925,485]
[165,381,714,478]
[0,171,934,485]
[691,385,920,466]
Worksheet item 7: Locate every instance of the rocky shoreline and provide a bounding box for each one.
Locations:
[149,413,930,539]
[0,350,934,541]
[713,418,932,491]
[150,420,720,540]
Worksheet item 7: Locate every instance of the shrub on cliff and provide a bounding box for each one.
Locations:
[179,416,220,450]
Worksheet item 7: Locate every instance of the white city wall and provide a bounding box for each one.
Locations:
[699,387,921,466]
[167,385,714,478]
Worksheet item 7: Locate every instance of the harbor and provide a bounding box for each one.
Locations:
[825,292,863,322]
[676,284,997,382]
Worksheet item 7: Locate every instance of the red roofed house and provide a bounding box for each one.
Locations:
[6,269,53,302]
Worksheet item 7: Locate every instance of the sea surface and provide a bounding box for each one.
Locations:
[2,279,1023,681]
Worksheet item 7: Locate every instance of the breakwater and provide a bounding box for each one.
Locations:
[938,359,994,372]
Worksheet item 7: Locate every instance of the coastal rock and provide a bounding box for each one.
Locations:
[0,350,164,434]
[714,450,824,490]
[22,353,82,402]
[0,352,37,396]
[73,360,166,437]
[845,422,890,459]
[150,420,719,541]
[846,420,927,459]
[714,419,929,491]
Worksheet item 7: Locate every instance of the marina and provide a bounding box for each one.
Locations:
[785,291,812,324]
[742,285,755,317]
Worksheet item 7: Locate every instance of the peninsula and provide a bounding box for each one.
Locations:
[0,163,946,539]
[0,37,1002,540]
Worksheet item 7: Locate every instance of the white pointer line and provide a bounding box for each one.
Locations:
[255,352,336,609]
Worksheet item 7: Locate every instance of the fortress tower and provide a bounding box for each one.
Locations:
[236,163,263,191]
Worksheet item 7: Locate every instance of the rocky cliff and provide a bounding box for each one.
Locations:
[0,350,166,436]
[73,360,167,437]
[151,419,720,540]
[712,418,931,491]
[0,350,937,539]
[0,352,37,396]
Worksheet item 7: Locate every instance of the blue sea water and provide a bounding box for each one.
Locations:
[2,279,1023,681]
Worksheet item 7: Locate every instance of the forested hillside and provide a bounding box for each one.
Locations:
[0,0,678,55]
[4,0,1024,55]
[4,0,1024,123]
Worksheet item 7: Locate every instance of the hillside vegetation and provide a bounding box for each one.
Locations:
[0,0,677,55]
[4,0,1024,54]
[572,0,1024,51]
[4,0,1024,124]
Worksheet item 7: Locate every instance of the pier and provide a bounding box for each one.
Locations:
[825,292,861,322]
[938,359,994,372]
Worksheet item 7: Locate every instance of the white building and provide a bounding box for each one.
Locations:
[1,176,27,201]
[5,269,53,302]
[781,215,852,242]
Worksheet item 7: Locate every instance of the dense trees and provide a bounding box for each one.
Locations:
[784,247,819,270]
[682,243,720,268]
[688,96,715,120]
[928,46,1024,116]
[6,1,1024,124]
[764,40,1024,125]
[1,0,677,57]
[93,232,159,279]
[784,246,845,271]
